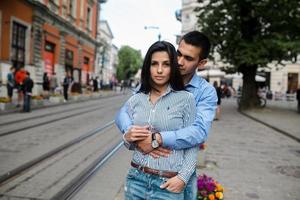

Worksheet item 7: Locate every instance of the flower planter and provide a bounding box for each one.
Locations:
[0,102,15,111]
[32,99,44,107]
[49,96,63,104]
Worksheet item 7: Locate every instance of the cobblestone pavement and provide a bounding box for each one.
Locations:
[243,100,299,141]
[197,99,300,200]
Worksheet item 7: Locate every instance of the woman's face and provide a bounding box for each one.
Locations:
[150,51,171,89]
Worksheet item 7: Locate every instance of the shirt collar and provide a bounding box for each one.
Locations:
[186,73,202,88]
[147,84,173,100]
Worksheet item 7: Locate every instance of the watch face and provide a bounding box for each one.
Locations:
[151,140,159,149]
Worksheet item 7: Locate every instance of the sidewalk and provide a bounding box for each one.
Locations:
[242,100,300,142]
[196,99,300,200]
[0,90,125,115]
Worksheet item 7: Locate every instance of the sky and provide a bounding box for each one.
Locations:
[100,0,182,56]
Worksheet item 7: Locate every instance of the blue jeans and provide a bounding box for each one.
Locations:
[23,94,31,112]
[125,167,184,200]
[184,170,197,200]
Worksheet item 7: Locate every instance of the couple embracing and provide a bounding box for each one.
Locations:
[115,31,217,200]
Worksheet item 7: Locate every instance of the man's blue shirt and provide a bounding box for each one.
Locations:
[115,74,217,150]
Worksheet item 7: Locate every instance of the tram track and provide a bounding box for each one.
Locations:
[0,104,111,137]
[0,94,124,127]
[0,95,125,137]
[0,121,122,200]
[51,141,123,200]
[0,121,114,184]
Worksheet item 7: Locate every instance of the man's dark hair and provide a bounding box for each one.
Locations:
[139,41,184,94]
[180,31,211,59]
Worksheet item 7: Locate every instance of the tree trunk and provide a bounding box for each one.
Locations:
[239,64,259,110]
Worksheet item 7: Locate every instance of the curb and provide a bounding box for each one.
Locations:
[239,110,300,143]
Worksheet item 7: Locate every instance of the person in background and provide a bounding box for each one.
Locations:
[50,72,58,95]
[7,67,15,102]
[15,68,26,107]
[22,71,34,112]
[42,72,50,99]
[93,76,99,92]
[62,71,73,102]
[297,84,300,114]
[213,81,222,120]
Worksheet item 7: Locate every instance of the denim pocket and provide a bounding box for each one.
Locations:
[127,167,139,179]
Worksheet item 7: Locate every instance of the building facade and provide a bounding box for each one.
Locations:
[96,20,117,86]
[0,0,103,95]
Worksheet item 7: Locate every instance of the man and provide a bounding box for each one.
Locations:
[62,71,73,102]
[22,71,34,112]
[7,67,15,102]
[115,31,217,199]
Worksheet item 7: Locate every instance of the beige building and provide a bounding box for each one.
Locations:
[268,62,300,94]
[96,20,118,86]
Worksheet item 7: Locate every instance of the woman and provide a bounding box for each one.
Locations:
[120,41,197,200]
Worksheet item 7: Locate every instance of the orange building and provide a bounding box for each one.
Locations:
[0,0,103,94]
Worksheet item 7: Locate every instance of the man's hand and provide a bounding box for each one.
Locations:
[136,134,153,154]
[148,147,172,158]
[136,132,172,157]
[160,176,185,193]
[124,125,150,142]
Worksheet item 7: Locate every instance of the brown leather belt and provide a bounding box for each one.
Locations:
[131,162,178,178]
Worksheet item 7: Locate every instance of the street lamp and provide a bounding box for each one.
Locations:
[144,26,161,41]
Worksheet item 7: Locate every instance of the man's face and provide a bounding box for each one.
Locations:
[177,40,207,82]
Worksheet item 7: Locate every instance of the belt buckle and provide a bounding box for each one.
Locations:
[138,165,143,171]
[158,170,164,177]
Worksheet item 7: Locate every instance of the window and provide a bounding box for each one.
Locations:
[86,7,91,30]
[69,0,77,17]
[11,22,26,70]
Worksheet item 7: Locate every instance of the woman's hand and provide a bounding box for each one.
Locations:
[160,176,185,193]
[124,125,150,142]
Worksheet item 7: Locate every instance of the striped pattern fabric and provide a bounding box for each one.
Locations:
[127,86,197,183]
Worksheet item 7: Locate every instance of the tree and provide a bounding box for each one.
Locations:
[117,45,142,82]
[196,0,300,109]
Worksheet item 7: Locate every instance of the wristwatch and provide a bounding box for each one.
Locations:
[151,132,160,149]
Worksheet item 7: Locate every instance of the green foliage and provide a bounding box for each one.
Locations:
[117,46,143,81]
[196,0,300,71]
[196,0,300,109]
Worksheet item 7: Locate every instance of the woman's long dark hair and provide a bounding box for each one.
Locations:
[139,41,184,94]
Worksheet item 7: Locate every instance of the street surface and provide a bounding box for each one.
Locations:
[198,99,300,200]
[0,95,299,200]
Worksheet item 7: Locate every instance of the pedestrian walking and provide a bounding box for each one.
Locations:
[116,41,197,199]
[116,31,217,200]
[15,68,26,107]
[297,84,300,114]
[6,67,15,102]
[62,72,73,102]
[22,71,34,112]
[213,81,222,120]
[93,76,99,92]
[50,72,58,94]
[42,72,50,98]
